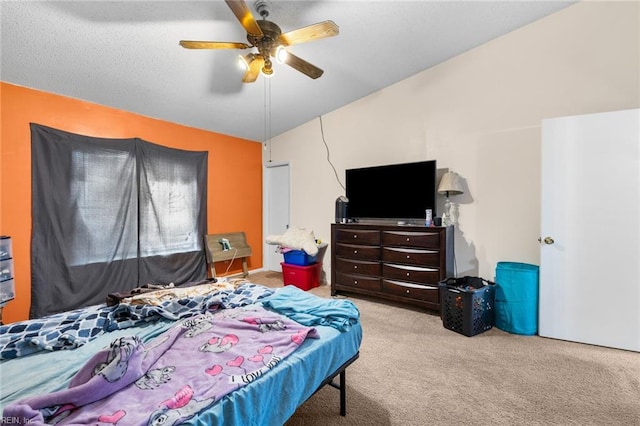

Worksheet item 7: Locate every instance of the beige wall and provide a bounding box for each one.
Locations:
[266,1,639,279]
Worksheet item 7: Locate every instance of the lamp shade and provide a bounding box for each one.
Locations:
[438,172,463,195]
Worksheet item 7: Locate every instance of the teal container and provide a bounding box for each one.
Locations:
[494,262,539,335]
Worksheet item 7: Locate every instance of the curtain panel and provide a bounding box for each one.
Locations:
[30,124,207,318]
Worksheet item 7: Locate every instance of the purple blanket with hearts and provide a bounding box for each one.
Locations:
[3,305,318,425]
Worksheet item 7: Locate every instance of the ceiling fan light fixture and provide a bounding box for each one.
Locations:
[238,53,256,71]
[260,57,274,77]
[179,0,339,82]
[275,45,288,64]
[261,66,274,77]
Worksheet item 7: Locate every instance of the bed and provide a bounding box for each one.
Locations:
[0,280,362,425]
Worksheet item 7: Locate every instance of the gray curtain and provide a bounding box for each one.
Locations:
[30,124,207,318]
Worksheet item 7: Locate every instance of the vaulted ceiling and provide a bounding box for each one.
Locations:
[1,1,575,141]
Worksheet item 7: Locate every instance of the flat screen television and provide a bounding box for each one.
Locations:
[345,160,437,221]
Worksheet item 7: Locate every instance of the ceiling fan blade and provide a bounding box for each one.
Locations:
[283,52,324,79]
[279,20,339,46]
[242,56,265,83]
[179,40,251,50]
[225,0,263,37]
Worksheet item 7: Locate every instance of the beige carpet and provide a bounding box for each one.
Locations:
[248,271,640,426]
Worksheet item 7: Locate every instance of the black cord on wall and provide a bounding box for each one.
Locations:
[318,115,345,192]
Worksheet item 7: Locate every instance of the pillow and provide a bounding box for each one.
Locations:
[266,226,318,255]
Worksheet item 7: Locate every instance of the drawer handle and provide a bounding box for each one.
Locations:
[406,255,411,259]
[353,235,358,239]
[406,237,410,242]
[354,280,358,285]
[406,289,410,294]
[406,272,410,277]
[354,265,358,269]
[354,250,358,254]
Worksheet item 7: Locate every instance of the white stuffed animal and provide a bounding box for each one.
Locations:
[266,226,318,255]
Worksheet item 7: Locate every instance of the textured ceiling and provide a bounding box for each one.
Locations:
[1,1,575,141]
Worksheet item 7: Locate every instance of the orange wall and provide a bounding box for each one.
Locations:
[0,82,263,323]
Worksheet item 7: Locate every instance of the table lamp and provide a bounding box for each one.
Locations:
[437,172,464,226]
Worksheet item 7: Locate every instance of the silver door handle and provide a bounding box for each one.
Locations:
[538,236,555,245]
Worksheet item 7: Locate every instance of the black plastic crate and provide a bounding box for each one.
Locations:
[439,276,496,337]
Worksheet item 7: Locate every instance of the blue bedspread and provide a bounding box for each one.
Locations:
[261,285,359,331]
[0,283,273,360]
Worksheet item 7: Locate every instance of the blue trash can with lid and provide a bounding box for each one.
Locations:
[494,262,539,335]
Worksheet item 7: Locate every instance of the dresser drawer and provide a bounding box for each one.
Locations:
[382,247,440,267]
[335,228,380,245]
[382,231,440,248]
[382,263,440,284]
[335,272,381,292]
[382,279,440,303]
[335,243,380,261]
[334,257,381,276]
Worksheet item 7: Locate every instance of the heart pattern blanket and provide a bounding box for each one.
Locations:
[3,305,317,425]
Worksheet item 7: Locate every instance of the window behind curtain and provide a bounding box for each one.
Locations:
[30,124,207,319]
[70,148,138,266]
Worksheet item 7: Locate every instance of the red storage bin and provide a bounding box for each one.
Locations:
[281,262,321,291]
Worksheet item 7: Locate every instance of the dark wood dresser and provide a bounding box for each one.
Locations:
[331,223,454,313]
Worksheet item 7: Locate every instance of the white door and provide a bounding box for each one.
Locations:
[540,109,640,352]
[264,162,290,272]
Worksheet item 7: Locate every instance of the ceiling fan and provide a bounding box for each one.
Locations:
[179,0,339,83]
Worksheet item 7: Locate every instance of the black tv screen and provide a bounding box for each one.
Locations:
[345,160,437,221]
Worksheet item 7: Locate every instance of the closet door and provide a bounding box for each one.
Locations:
[539,109,639,352]
[264,162,291,272]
